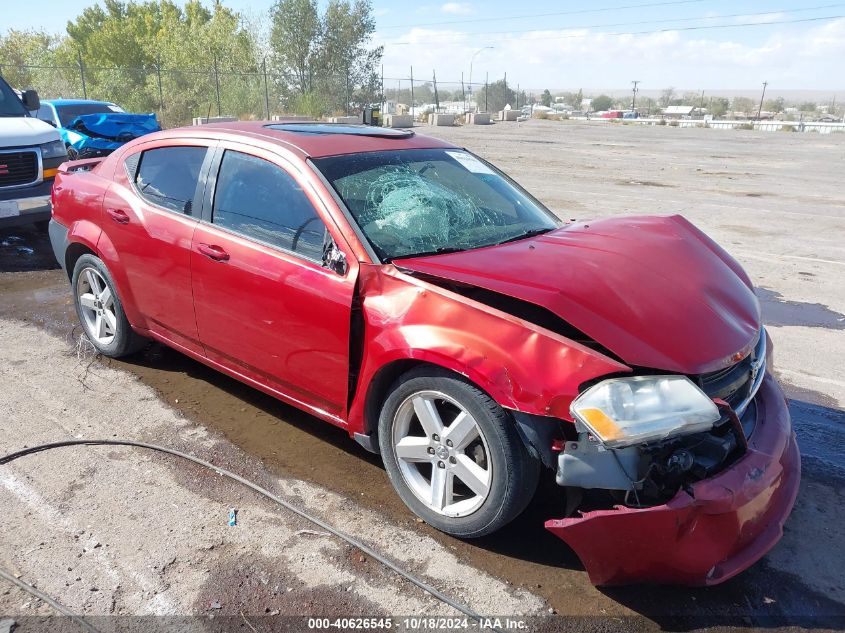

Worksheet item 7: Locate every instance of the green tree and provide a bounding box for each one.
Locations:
[764,96,785,113]
[660,86,675,108]
[540,89,552,107]
[0,30,60,90]
[590,94,613,111]
[798,101,818,112]
[58,1,260,125]
[270,0,320,96]
[731,96,755,116]
[475,79,515,113]
[709,97,729,118]
[271,0,382,115]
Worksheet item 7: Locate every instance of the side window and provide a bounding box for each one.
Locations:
[212,150,325,261]
[135,146,207,215]
[36,105,56,125]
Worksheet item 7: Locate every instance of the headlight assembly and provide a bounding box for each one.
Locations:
[40,139,68,160]
[571,375,720,448]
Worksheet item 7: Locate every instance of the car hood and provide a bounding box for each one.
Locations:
[63,113,160,148]
[393,215,761,375]
[0,116,61,146]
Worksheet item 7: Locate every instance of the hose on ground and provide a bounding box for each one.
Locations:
[0,566,101,633]
[0,439,501,631]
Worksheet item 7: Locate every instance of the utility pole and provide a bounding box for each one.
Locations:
[631,80,640,112]
[410,66,414,120]
[756,81,768,121]
[699,90,705,118]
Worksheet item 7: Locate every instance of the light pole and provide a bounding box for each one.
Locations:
[631,80,640,113]
[468,46,493,112]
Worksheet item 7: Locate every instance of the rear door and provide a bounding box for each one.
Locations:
[101,141,213,353]
[190,145,357,420]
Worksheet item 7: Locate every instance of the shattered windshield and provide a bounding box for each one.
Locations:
[312,148,560,261]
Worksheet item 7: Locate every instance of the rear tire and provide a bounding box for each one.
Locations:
[378,367,540,538]
[71,254,146,357]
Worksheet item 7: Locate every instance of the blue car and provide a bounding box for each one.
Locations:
[35,99,160,159]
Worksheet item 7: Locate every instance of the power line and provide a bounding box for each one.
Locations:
[388,14,845,45]
[411,4,845,39]
[377,0,708,31]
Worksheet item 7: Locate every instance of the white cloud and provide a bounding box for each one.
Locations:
[441,2,473,15]
[377,18,845,90]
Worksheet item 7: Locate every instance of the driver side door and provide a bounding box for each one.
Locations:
[190,145,357,421]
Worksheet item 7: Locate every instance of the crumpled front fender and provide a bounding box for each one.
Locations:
[546,373,800,586]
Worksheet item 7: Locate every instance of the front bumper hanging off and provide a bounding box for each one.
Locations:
[546,373,800,586]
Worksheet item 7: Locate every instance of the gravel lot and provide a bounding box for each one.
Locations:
[0,119,843,631]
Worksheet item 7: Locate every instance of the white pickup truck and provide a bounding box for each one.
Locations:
[0,74,68,229]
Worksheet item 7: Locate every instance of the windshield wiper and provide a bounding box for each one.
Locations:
[388,246,465,262]
[493,227,554,246]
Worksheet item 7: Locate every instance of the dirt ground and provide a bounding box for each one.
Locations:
[1,120,844,631]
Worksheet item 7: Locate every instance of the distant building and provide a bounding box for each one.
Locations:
[662,105,694,118]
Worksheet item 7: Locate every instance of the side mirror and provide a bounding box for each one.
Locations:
[322,240,348,275]
[21,89,40,111]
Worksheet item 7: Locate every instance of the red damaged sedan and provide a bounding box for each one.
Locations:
[48,122,799,586]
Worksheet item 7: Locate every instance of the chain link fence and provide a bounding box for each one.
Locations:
[2,60,524,127]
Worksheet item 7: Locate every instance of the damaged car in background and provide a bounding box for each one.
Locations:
[48,122,800,586]
[36,99,160,159]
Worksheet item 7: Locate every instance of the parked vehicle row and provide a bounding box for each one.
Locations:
[0,76,66,230]
[0,74,161,230]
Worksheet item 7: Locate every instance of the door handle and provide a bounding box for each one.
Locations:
[197,243,230,262]
[106,208,130,224]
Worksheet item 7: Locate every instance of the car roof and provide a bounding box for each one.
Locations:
[151,120,458,159]
[44,99,116,106]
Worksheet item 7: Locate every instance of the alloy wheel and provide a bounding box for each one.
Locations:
[76,267,117,346]
[391,390,492,517]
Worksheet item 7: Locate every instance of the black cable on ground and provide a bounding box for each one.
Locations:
[0,439,502,632]
[0,567,101,633]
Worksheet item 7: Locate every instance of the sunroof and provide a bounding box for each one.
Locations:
[265,123,414,138]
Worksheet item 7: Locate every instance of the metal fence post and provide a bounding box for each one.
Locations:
[77,50,88,99]
[156,60,164,127]
[213,56,221,117]
[262,57,270,119]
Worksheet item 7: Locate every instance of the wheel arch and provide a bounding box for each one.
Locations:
[356,356,520,455]
[65,241,97,281]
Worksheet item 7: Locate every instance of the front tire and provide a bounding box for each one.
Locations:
[378,367,540,538]
[71,254,145,357]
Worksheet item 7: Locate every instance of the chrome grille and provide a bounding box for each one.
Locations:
[0,150,39,188]
[699,330,766,418]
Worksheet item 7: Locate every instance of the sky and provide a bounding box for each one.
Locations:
[4,0,845,92]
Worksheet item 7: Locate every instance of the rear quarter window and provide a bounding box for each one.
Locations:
[133,146,207,215]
